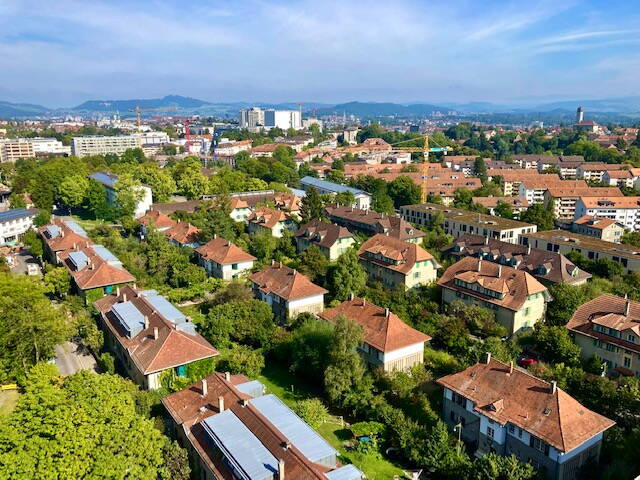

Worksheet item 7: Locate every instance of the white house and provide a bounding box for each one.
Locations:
[89,171,153,218]
[574,196,640,232]
[0,208,38,245]
[195,237,256,280]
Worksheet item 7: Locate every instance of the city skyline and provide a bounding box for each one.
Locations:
[1,0,640,107]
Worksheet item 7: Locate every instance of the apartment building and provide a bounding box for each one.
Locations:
[519,230,640,274]
[400,203,537,244]
[357,234,439,289]
[437,356,615,480]
[30,137,71,156]
[162,373,364,480]
[576,163,624,183]
[295,220,355,260]
[543,186,622,220]
[486,169,550,196]
[602,169,640,189]
[215,139,253,156]
[195,236,256,280]
[0,208,38,245]
[442,234,591,285]
[239,107,265,130]
[89,171,153,218]
[319,297,431,372]
[472,196,529,217]
[39,218,92,263]
[71,135,142,157]
[518,178,586,205]
[95,285,218,390]
[574,196,640,231]
[571,216,625,243]
[438,257,550,334]
[0,139,34,162]
[249,262,327,320]
[568,294,640,377]
[536,155,584,178]
[300,176,372,209]
[326,204,425,243]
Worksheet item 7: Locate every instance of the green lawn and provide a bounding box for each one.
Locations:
[258,362,406,479]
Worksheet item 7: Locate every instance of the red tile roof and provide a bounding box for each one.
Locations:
[138,209,178,229]
[326,204,425,241]
[436,358,615,453]
[248,262,327,301]
[164,221,201,245]
[295,220,353,249]
[358,234,435,274]
[319,298,430,352]
[59,245,135,290]
[573,215,620,230]
[247,207,292,229]
[38,217,90,253]
[195,237,256,265]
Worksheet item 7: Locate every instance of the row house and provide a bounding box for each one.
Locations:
[94,285,218,389]
[357,234,439,289]
[249,262,327,321]
[437,356,614,480]
[162,373,364,480]
[574,196,640,231]
[571,216,625,243]
[437,257,550,335]
[294,220,356,261]
[320,297,431,372]
[195,236,256,280]
[543,186,622,220]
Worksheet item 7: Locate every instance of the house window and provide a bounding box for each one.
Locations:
[531,436,550,455]
[487,426,494,439]
[508,424,515,434]
[629,335,636,343]
[232,263,238,270]
[624,357,632,368]
[524,307,530,316]
[452,392,466,408]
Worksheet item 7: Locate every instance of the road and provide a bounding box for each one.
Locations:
[54,341,98,375]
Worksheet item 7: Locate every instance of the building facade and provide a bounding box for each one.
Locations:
[71,135,142,157]
[195,237,256,280]
[0,208,38,245]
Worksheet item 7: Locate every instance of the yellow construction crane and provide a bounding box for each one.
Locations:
[391,135,452,203]
[129,105,178,127]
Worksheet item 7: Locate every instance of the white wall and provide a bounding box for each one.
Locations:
[287,293,325,310]
[382,341,424,363]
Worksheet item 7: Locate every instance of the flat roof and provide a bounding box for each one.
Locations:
[300,176,369,196]
[111,301,145,338]
[0,208,38,223]
[522,230,640,260]
[401,203,536,231]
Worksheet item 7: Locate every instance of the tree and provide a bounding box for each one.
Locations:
[546,283,588,326]
[521,324,581,366]
[249,230,278,263]
[472,453,536,480]
[297,246,329,281]
[300,186,326,223]
[44,266,71,298]
[114,173,144,218]
[494,201,513,219]
[293,399,329,429]
[21,230,44,258]
[289,318,334,376]
[453,187,473,208]
[201,300,275,349]
[0,365,166,479]
[519,202,555,231]
[388,176,421,207]
[58,174,89,208]
[326,249,367,301]
[161,441,190,480]
[135,163,176,203]
[217,345,265,378]
[474,157,488,182]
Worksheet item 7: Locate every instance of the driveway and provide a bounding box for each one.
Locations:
[54,341,98,375]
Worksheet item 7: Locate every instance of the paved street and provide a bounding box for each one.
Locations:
[54,341,98,376]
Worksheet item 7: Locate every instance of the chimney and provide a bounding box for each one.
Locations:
[123,293,127,302]
[116,286,120,296]
[153,327,158,340]
[201,379,208,397]
[483,352,491,364]
[293,268,297,275]
[551,381,557,395]
[272,259,275,266]
[213,233,217,239]
[484,236,489,245]
[278,459,285,480]
[225,371,231,382]
[527,244,531,255]
[625,300,631,317]
[362,298,366,307]
[477,259,482,272]
[349,292,354,301]
[497,264,502,277]
[218,396,225,412]
[385,307,390,318]
[509,361,514,374]
[144,316,149,329]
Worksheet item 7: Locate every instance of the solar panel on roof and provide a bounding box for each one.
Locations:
[250,394,337,465]
[68,251,89,270]
[112,301,145,338]
[202,410,277,480]
[91,245,121,265]
[0,208,36,223]
[45,225,60,238]
[89,172,118,189]
[143,293,186,324]
[64,220,88,237]
[235,380,265,398]
[325,464,364,480]
[301,176,369,196]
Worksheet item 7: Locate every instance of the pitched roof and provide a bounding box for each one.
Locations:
[442,234,591,285]
[319,298,430,352]
[545,186,622,198]
[579,196,640,209]
[195,237,256,265]
[248,262,327,301]
[567,293,640,355]
[326,204,425,241]
[138,209,178,229]
[436,358,614,453]
[38,217,91,253]
[358,234,436,274]
[94,285,218,375]
[573,215,621,230]
[295,220,353,249]
[471,196,529,209]
[164,221,201,245]
[59,244,135,290]
[247,206,292,229]
[437,256,547,311]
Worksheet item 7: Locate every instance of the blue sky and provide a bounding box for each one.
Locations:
[1,0,639,107]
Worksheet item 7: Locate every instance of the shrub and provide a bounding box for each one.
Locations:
[293,398,329,429]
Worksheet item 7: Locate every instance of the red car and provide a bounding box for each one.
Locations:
[518,357,538,368]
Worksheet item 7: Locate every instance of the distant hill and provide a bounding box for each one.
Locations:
[0,100,51,118]
[315,101,446,117]
[534,97,640,114]
[73,95,212,112]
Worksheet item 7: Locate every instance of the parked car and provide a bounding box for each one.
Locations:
[517,356,538,368]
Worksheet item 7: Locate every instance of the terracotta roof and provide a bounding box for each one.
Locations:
[578,163,624,171]
[579,196,640,209]
[567,293,640,355]
[195,237,256,265]
[250,143,279,153]
[247,207,292,229]
[59,245,135,290]
[573,215,620,230]
[248,262,327,301]
[94,285,218,375]
[274,192,301,212]
[545,186,622,198]
[605,170,635,179]
[437,256,548,311]
[358,234,436,274]
[442,234,591,285]
[520,179,587,190]
[138,209,178,229]
[295,220,353,249]
[164,221,201,245]
[436,358,614,453]
[38,218,90,253]
[319,298,430,352]
[326,204,425,241]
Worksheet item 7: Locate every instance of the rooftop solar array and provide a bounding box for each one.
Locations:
[68,250,89,270]
[0,208,37,223]
[112,301,145,338]
[143,292,186,324]
[202,410,277,480]
[91,244,121,266]
[250,394,337,465]
[45,225,60,238]
[301,176,368,196]
[235,380,265,398]
[89,172,118,189]
[176,322,197,336]
[289,188,307,198]
[64,220,88,237]
[325,464,364,480]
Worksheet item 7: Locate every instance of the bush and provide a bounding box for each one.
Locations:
[293,398,329,429]
[99,352,115,374]
[217,346,265,378]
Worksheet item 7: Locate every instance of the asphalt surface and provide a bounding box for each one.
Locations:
[54,341,98,375]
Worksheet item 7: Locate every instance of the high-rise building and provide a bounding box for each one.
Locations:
[0,139,34,162]
[70,135,142,157]
[576,106,584,123]
[263,109,302,130]
[239,107,265,129]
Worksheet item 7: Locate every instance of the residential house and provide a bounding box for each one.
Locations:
[471,196,529,217]
[574,196,640,232]
[195,236,256,280]
[0,208,38,245]
[215,139,252,156]
[295,220,355,260]
[442,234,591,286]
[536,155,584,179]
[437,257,550,334]
[602,169,640,189]
[437,355,615,480]
[568,294,640,377]
[543,186,622,221]
[326,204,425,243]
[400,203,537,244]
[249,143,280,157]
[138,209,177,234]
[487,170,555,196]
[248,262,327,320]
[576,163,624,183]
[571,216,625,243]
[300,176,372,209]
[162,372,364,480]
[357,234,439,289]
[319,297,431,372]
[518,178,587,205]
[247,207,296,238]
[89,171,153,218]
[39,218,92,263]
[164,221,202,247]
[95,285,218,389]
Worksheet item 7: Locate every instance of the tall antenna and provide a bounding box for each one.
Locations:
[421,135,429,203]
[185,118,191,154]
